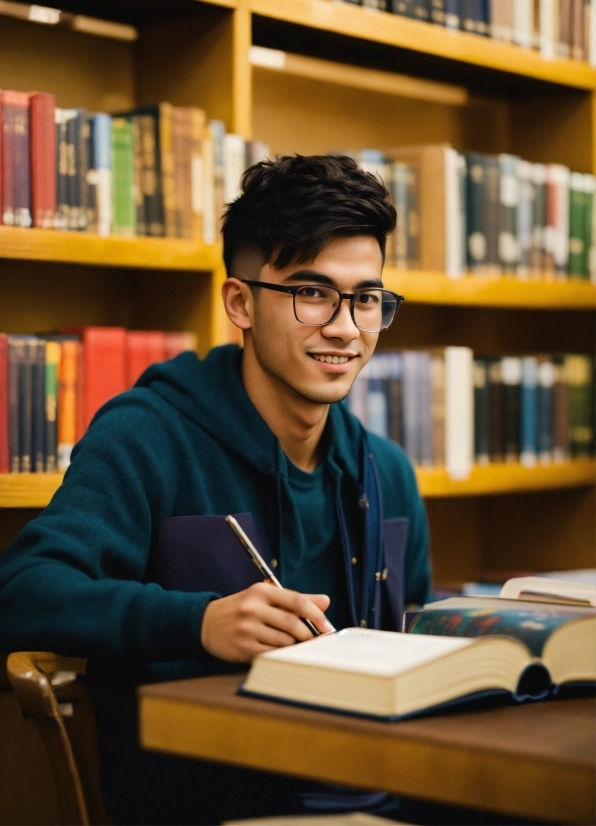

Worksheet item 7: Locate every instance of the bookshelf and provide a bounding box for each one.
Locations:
[0,2,595,582]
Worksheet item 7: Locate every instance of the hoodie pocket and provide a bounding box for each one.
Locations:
[148,513,268,597]
[381,517,409,631]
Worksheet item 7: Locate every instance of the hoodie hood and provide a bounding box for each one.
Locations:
[136,344,363,482]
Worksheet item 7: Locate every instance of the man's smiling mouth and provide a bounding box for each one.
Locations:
[309,354,356,364]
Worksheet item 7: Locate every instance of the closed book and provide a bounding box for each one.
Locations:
[190,108,206,240]
[445,346,474,479]
[391,162,409,268]
[498,154,521,275]
[418,351,434,467]
[1,91,31,228]
[173,107,193,239]
[201,120,216,244]
[501,357,522,463]
[520,356,539,467]
[390,0,413,12]
[445,147,465,277]
[32,340,45,473]
[126,331,166,387]
[540,0,556,57]
[77,110,90,231]
[516,160,533,278]
[111,118,136,237]
[513,0,534,46]
[44,341,60,473]
[366,366,389,440]
[444,0,460,28]
[430,0,446,23]
[223,133,246,207]
[65,109,80,230]
[7,337,22,473]
[58,339,80,472]
[565,355,595,458]
[473,358,490,465]
[430,351,446,466]
[402,351,421,464]
[571,0,585,57]
[466,153,491,273]
[54,108,70,230]
[132,116,147,236]
[545,164,570,281]
[411,0,431,20]
[406,164,421,267]
[537,357,555,464]
[559,0,572,55]
[530,163,547,276]
[18,336,36,473]
[461,0,486,33]
[386,353,404,447]
[0,334,8,474]
[210,119,226,240]
[569,172,587,278]
[29,91,56,229]
[117,106,165,236]
[583,174,595,282]
[90,114,112,238]
[552,355,570,462]
[82,327,127,432]
[488,359,504,462]
[363,0,389,8]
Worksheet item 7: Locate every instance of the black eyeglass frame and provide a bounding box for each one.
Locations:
[242,280,405,333]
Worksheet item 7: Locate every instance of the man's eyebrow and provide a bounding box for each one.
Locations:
[284,269,384,290]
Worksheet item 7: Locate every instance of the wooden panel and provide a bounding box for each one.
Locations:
[384,270,596,310]
[0,227,221,272]
[250,0,596,90]
[0,475,63,509]
[139,674,596,824]
[0,16,134,112]
[425,498,486,584]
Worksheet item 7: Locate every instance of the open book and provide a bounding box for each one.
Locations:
[241,607,596,720]
[498,576,596,606]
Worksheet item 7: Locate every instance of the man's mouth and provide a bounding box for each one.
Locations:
[309,354,355,364]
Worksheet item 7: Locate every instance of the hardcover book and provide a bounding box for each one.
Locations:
[29,92,56,229]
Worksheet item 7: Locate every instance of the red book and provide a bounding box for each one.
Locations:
[0,334,8,473]
[82,327,127,432]
[165,331,198,359]
[29,92,56,229]
[126,331,166,387]
[1,91,31,227]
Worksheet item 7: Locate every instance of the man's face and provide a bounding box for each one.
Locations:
[247,235,383,406]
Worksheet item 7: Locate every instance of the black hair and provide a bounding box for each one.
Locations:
[221,154,396,277]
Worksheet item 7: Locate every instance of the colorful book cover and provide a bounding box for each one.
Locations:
[44,341,60,473]
[111,118,136,237]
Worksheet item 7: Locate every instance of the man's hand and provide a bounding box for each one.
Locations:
[200,583,333,663]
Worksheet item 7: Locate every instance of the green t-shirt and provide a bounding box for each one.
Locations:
[283,459,350,630]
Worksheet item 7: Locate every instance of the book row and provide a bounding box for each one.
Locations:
[0,90,269,241]
[0,329,197,475]
[340,0,596,65]
[352,145,595,280]
[347,349,595,478]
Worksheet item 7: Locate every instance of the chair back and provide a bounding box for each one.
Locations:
[7,651,111,826]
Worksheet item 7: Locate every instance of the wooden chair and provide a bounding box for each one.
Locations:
[7,651,111,826]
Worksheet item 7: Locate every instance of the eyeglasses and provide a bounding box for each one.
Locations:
[242,280,404,333]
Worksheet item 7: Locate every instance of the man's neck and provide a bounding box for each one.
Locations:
[241,348,329,473]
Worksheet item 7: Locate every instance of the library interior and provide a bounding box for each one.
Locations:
[0,0,595,824]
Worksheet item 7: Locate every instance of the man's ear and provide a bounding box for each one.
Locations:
[222,278,253,330]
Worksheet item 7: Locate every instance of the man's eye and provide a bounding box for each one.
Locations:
[300,287,325,298]
[358,293,379,305]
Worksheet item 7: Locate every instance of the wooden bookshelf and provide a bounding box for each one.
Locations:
[0,474,64,509]
[250,0,596,90]
[383,270,596,310]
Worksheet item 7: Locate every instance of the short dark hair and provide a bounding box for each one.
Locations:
[222,154,396,277]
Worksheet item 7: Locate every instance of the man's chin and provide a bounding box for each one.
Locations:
[292,380,352,406]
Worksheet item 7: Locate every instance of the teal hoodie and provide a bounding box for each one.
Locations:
[0,344,431,664]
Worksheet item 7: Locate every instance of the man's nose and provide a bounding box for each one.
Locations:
[321,298,360,339]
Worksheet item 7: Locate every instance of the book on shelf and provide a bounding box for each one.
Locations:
[348,349,595,473]
[241,592,596,720]
[0,328,198,475]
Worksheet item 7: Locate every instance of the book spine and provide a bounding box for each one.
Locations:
[543,165,558,278]
[77,110,90,231]
[402,351,421,464]
[530,163,547,276]
[159,103,177,237]
[82,327,127,432]
[466,153,489,273]
[111,118,136,237]
[0,334,8,474]
[569,172,586,278]
[488,359,504,462]
[430,0,446,24]
[501,356,522,462]
[32,340,46,473]
[54,109,69,230]
[498,154,521,275]
[516,160,533,279]
[540,0,556,57]
[140,113,164,237]
[418,351,434,467]
[387,353,404,447]
[175,108,194,239]
[210,119,226,240]
[190,107,205,240]
[366,359,389,440]
[7,338,21,473]
[91,113,112,238]
[347,363,369,427]
[44,341,60,473]
[565,354,595,457]
[411,0,431,20]
[407,164,421,268]
[460,0,478,32]
[444,346,474,479]
[390,0,412,12]
[485,155,500,273]
[571,0,585,57]
[445,147,463,277]
[552,355,570,461]
[520,356,539,467]
[29,92,56,229]
[473,358,490,465]
[2,93,15,226]
[537,357,555,463]
[65,110,79,230]
[202,121,216,244]
[583,173,595,282]
[430,351,446,466]
[19,338,35,473]
[444,0,460,28]
[392,163,409,268]
[132,116,147,236]
[58,340,79,471]
[8,92,32,228]
[559,0,572,56]
[513,0,534,47]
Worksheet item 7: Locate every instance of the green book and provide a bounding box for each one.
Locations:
[583,174,595,282]
[568,172,586,279]
[111,117,136,237]
[44,341,60,473]
[565,354,595,458]
[498,153,521,275]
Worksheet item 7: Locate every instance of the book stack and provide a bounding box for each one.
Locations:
[0,90,269,242]
[344,144,596,280]
[339,0,596,65]
[0,328,197,475]
[348,349,595,477]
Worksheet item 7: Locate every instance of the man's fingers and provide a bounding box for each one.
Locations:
[257,604,315,643]
[260,586,333,634]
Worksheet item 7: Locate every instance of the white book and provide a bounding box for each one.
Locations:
[202,129,216,244]
[223,133,247,206]
[540,0,556,57]
[444,346,474,480]
[445,147,464,278]
[513,0,534,47]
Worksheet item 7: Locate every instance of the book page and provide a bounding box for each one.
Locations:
[258,628,472,677]
[500,576,596,606]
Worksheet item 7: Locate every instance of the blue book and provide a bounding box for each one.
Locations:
[537,358,555,463]
[89,113,112,237]
[366,355,389,439]
[521,356,539,467]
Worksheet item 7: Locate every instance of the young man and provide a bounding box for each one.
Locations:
[0,155,432,824]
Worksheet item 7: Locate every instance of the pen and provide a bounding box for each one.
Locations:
[225,514,335,638]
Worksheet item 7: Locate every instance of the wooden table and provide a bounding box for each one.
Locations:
[139,674,596,825]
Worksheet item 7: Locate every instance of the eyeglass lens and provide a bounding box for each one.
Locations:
[294,286,398,333]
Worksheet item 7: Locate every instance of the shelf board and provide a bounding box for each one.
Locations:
[1,460,594,507]
[383,269,596,310]
[250,0,596,90]
[0,227,222,272]
[417,459,596,497]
